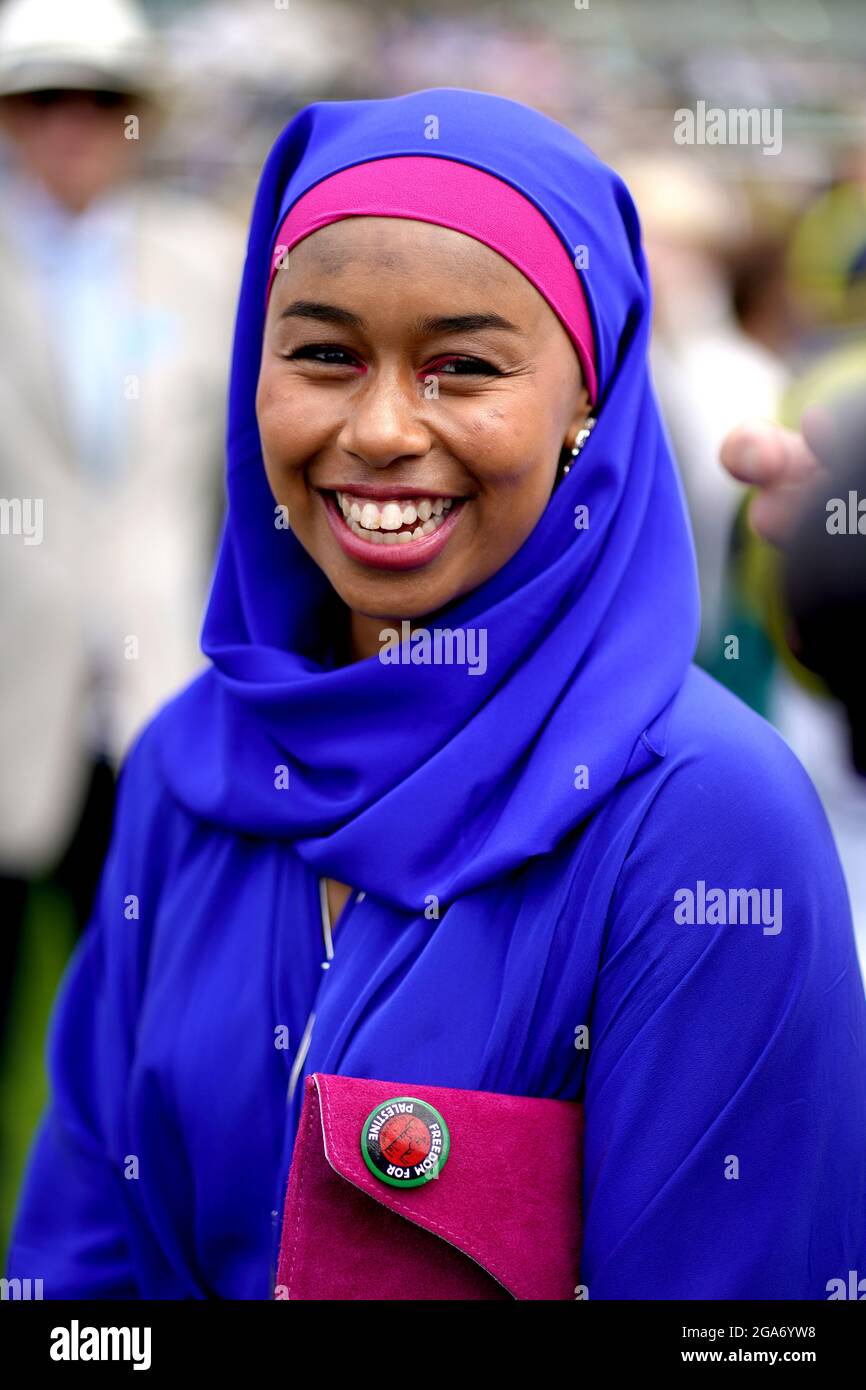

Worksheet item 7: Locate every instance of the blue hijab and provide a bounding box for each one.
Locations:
[156,87,701,911]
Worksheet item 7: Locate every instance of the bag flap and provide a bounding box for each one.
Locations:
[306,1071,583,1300]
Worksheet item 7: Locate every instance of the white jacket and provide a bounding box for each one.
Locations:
[0,177,244,873]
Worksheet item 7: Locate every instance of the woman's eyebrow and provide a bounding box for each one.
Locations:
[279,300,363,328]
[278,300,522,336]
[414,311,522,336]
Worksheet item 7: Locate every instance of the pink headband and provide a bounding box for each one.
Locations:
[265,155,597,404]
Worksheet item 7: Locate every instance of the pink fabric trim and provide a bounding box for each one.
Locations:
[266,155,597,403]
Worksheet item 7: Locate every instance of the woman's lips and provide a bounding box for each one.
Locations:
[320,489,467,571]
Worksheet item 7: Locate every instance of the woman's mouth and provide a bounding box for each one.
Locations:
[319,488,467,571]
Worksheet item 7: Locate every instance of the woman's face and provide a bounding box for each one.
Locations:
[256,217,590,626]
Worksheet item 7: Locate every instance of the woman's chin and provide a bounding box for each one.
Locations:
[324,564,464,624]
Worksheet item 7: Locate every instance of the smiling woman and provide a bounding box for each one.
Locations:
[5,87,866,1302]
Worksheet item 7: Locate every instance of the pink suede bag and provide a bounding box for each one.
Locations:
[274,1072,584,1301]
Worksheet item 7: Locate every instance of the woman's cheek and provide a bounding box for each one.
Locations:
[454,417,535,486]
[259,392,315,471]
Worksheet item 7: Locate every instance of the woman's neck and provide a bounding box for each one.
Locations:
[337,606,436,665]
[348,609,399,663]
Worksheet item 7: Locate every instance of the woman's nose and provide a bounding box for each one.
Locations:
[337,366,430,468]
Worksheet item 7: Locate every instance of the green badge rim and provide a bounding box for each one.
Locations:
[360,1095,451,1188]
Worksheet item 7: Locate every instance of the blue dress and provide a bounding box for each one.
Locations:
[7,665,866,1298]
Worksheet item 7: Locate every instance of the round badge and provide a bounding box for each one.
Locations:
[360,1095,451,1188]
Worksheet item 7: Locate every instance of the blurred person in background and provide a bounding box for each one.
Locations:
[621,158,794,700]
[0,0,244,1061]
[717,158,866,975]
[721,398,866,973]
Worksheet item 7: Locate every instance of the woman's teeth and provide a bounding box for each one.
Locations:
[334,491,454,544]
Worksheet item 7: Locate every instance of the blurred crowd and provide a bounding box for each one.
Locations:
[1,0,865,1250]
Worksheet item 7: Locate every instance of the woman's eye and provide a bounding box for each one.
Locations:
[425,355,501,376]
[283,344,358,366]
[281,347,501,376]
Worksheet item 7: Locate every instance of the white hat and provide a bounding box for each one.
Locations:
[0,0,158,98]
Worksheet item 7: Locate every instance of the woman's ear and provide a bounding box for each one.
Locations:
[564,385,592,450]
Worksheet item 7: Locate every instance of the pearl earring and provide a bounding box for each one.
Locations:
[560,416,597,477]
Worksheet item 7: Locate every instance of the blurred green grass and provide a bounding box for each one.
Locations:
[0,884,76,1268]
